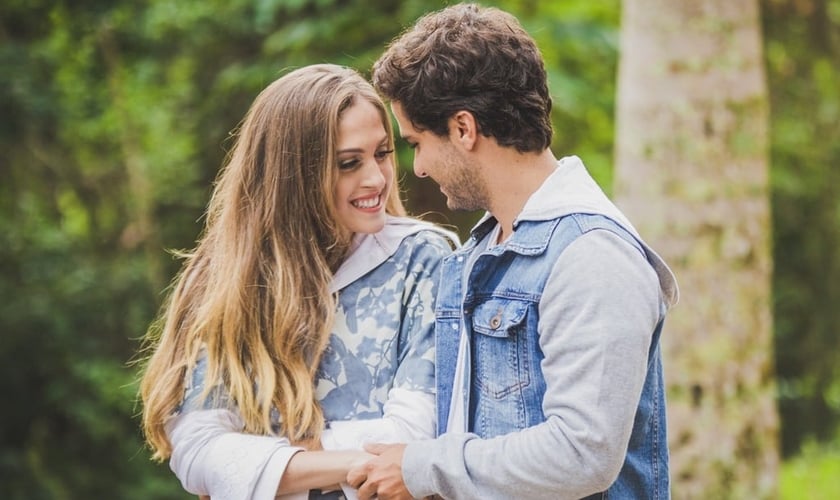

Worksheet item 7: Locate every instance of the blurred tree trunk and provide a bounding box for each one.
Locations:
[614,1,778,498]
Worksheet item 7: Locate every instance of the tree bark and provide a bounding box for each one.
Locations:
[614,1,778,497]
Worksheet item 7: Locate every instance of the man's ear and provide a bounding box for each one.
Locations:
[449,110,478,151]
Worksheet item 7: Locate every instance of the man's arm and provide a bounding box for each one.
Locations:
[349,443,412,500]
[353,230,662,500]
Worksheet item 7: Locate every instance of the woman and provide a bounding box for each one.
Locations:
[139,64,456,500]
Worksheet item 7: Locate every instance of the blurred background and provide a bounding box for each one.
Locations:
[1,0,838,498]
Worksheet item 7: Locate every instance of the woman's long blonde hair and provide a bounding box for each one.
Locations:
[139,64,406,460]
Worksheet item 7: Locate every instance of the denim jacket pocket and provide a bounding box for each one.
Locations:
[470,298,531,399]
[472,298,528,336]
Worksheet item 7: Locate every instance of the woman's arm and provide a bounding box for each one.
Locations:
[320,387,435,450]
[279,449,372,495]
[167,408,371,500]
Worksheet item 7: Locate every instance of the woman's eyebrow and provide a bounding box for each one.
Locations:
[337,135,390,154]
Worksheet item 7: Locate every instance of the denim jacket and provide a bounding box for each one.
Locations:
[402,157,679,500]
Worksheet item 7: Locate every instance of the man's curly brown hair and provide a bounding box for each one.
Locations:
[372,3,553,153]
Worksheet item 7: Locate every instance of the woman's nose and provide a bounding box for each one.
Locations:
[361,160,386,188]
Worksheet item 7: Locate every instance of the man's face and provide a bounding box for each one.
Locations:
[390,102,488,212]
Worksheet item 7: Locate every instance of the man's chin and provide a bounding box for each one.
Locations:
[445,199,462,211]
[446,199,479,212]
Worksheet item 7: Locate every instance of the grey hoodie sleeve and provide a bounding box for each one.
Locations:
[403,229,662,499]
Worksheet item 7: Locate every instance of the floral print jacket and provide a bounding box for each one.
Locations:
[168,216,457,500]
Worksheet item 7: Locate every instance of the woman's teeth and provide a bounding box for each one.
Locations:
[353,196,380,209]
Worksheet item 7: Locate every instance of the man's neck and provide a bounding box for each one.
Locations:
[483,148,558,241]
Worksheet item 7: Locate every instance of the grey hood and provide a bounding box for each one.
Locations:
[477,155,679,308]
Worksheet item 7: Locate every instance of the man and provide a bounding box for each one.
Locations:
[348,3,679,499]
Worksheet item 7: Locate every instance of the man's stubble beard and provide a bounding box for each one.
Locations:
[441,147,489,213]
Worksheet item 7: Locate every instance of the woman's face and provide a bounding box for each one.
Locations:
[333,98,395,236]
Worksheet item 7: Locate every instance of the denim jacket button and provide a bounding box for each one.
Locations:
[490,314,502,329]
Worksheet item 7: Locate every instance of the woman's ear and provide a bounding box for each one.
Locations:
[448,110,478,151]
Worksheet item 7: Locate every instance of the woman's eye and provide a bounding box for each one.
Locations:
[375,149,394,161]
[338,159,360,170]
[406,142,418,150]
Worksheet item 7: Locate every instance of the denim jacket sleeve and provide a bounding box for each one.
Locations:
[403,229,662,499]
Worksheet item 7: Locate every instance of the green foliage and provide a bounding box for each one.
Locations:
[518,0,620,188]
[763,0,840,456]
[780,437,840,499]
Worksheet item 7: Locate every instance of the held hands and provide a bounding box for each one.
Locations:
[347,443,412,500]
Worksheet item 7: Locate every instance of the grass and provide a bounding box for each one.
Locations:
[780,439,840,499]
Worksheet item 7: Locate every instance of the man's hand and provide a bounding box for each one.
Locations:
[347,443,411,500]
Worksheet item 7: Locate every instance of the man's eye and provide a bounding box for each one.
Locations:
[406,142,418,150]
[339,159,360,170]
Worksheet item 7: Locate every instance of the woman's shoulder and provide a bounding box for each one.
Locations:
[387,225,458,265]
[384,215,460,252]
